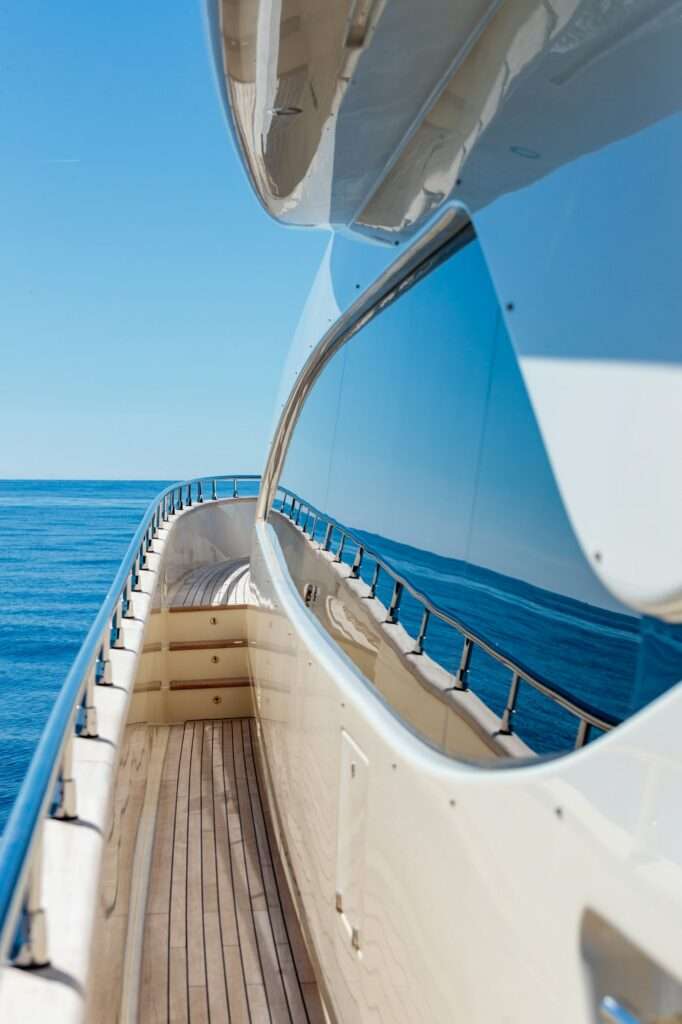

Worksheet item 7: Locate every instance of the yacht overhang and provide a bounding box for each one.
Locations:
[206,0,682,242]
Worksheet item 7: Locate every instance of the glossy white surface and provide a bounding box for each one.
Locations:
[520,357,682,618]
[249,518,682,1022]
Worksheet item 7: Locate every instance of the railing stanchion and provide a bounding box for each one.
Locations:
[350,545,365,579]
[140,534,149,571]
[386,581,403,624]
[211,478,218,501]
[52,736,77,821]
[302,507,310,533]
[368,562,381,598]
[98,628,113,686]
[309,513,318,540]
[233,478,239,498]
[132,553,143,594]
[575,719,590,749]
[413,608,430,654]
[334,532,346,563]
[13,829,48,967]
[112,601,124,649]
[80,663,99,739]
[500,672,521,735]
[198,480,204,503]
[187,483,192,507]
[323,522,334,551]
[453,636,473,691]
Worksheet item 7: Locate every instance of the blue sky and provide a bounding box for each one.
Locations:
[0,1,328,479]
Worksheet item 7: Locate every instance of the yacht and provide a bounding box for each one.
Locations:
[1,0,682,1021]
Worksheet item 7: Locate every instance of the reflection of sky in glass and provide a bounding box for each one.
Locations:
[284,239,625,612]
[277,237,682,750]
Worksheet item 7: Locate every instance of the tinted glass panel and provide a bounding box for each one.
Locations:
[271,237,682,755]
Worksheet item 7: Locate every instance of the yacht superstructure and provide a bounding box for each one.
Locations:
[1,1,682,1022]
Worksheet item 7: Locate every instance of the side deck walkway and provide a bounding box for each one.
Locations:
[140,719,324,1024]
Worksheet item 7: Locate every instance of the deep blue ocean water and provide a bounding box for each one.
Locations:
[0,480,170,831]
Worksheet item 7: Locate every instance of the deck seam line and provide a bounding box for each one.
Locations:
[222,719,254,1024]
[248,721,315,1023]
[166,724,185,1024]
[199,722,211,1022]
[231,720,275,1024]
[211,722,232,1024]
[184,722,195,1021]
[241,720,298,1024]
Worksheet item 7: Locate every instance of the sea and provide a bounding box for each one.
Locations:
[0,480,169,831]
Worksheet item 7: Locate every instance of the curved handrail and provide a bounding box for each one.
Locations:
[274,485,622,746]
[0,474,259,967]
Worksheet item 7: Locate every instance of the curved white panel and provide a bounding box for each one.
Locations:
[520,358,682,618]
[249,518,682,1024]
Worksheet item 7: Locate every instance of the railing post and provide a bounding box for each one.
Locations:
[350,545,364,579]
[233,478,239,498]
[453,636,473,691]
[198,480,203,503]
[211,478,218,501]
[295,502,303,526]
[289,497,296,520]
[386,581,403,624]
[334,533,346,563]
[413,608,430,654]
[187,483,192,507]
[131,554,142,595]
[52,735,77,821]
[309,513,318,540]
[575,719,591,749]
[500,672,521,735]
[323,522,334,551]
[79,663,99,739]
[302,507,310,533]
[12,830,49,968]
[123,573,134,618]
[177,486,183,511]
[97,628,113,686]
[368,562,381,598]
[112,601,124,649]
[140,534,149,571]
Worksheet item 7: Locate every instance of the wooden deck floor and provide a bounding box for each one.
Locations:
[140,720,325,1024]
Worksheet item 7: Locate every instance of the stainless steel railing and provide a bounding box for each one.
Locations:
[274,485,621,750]
[0,475,259,970]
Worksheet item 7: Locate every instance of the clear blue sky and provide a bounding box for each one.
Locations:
[0,1,328,479]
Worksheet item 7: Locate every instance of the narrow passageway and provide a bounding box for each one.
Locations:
[140,719,325,1023]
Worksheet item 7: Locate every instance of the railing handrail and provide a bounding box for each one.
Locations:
[275,485,622,741]
[0,474,260,965]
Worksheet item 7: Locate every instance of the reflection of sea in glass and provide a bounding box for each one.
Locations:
[275,237,682,752]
